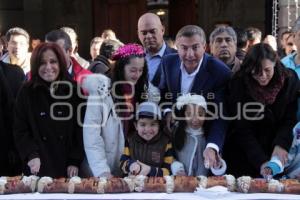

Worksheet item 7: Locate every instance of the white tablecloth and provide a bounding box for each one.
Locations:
[0,192,300,200]
[0,187,300,200]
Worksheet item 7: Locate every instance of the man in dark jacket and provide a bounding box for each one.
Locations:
[158,25,231,171]
[209,26,241,74]
[137,13,177,86]
[88,39,122,75]
[0,61,25,175]
[45,30,92,86]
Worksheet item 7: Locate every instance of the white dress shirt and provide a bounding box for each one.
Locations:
[180,57,203,94]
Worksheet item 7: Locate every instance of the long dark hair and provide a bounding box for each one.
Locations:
[111,54,148,104]
[237,43,290,84]
[173,104,207,151]
[29,42,71,87]
[173,105,189,151]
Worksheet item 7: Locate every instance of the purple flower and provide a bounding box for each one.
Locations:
[112,43,145,60]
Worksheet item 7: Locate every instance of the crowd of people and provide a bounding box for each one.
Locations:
[1,12,300,182]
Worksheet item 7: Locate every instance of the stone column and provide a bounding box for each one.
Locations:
[23,0,43,38]
[278,0,300,34]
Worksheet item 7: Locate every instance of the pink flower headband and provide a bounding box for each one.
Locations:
[112,43,145,60]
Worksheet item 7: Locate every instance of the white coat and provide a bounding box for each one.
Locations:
[82,74,124,177]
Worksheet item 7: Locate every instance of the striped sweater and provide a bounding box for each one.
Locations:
[120,132,174,177]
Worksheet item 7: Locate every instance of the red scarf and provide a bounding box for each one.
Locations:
[245,73,285,105]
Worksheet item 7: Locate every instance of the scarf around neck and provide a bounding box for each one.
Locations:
[185,127,204,136]
[245,72,285,105]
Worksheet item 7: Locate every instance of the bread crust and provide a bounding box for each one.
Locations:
[74,177,98,193]
[42,178,69,193]
[173,176,198,192]
[143,177,166,193]
[281,179,300,194]
[104,178,130,193]
[206,176,227,188]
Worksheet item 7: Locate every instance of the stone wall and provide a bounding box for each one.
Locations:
[0,0,93,59]
[198,0,266,39]
[0,0,277,57]
[278,0,300,34]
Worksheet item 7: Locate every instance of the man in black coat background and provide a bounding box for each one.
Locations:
[0,61,25,175]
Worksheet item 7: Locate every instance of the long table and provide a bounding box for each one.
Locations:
[0,187,299,200]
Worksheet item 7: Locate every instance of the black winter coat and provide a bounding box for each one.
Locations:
[224,69,300,178]
[13,81,85,178]
[88,55,110,75]
[0,61,24,176]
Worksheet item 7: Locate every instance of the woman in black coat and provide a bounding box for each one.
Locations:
[224,43,300,178]
[13,43,85,178]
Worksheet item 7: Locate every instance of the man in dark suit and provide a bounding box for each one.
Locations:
[137,13,176,86]
[159,25,232,169]
[0,61,25,175]
[45,30,92,85]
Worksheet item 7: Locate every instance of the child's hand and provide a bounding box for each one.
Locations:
[129,162,141,175]
[137,160,151,176]
[171,161,186,176]
[176,170,187,176]
[99,172,113,178]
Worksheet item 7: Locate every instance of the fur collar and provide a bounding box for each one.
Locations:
[82,74,111,97]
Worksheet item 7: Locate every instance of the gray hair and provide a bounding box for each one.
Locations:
[90,37,103,47]
[246,27,262,41]
[293,17,300,32]
[6,27,30,43]
[209,26,237,44]
[60,27,78,39]
[176,25,206,44]
[101,29,116,39]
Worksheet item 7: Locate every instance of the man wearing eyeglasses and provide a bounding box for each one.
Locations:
[158,25,231,170]
[137,13,176,86]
